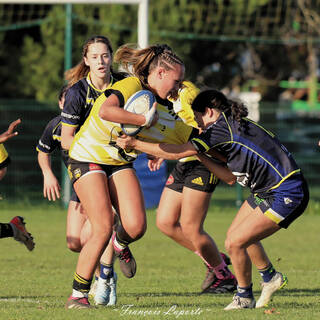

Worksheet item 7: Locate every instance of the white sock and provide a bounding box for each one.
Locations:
[72,289,87,298]
[113,236,126,251]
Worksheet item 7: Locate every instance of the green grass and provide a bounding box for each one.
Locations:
[0,186,320,320]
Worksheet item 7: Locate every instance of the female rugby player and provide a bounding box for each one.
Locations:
[65,43,184,308]
[59,35,125,307]
[147,81,236,293]
[106,46,237,293]
[116,89,308,310]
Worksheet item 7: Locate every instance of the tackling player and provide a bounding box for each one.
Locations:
[116,88,309,310]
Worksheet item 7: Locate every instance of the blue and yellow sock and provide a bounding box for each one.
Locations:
[100,263,114,280]
[258,263,276,282]
[237,283,253,298]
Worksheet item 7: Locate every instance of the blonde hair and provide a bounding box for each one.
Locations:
[65,35,114,87]
[114,43,184,88]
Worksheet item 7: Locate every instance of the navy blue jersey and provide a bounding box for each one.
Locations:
[36,116,68,167]
[61,77,102,128]
[191,111,300,193]
[61,73,122,129]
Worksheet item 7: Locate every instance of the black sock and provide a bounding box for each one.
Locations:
[73,273,92,295]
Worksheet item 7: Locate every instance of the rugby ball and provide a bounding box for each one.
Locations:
[121,90,156,136]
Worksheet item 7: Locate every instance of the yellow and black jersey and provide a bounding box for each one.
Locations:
[69,77,142,165]
[0,144,10,169]
[69,77,199,165]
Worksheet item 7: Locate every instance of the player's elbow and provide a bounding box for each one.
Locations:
[98,106,108,120]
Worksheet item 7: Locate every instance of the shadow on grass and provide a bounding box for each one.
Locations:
[272,288,320,297]
[120,292,205,297]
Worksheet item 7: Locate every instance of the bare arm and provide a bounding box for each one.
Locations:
[98,94,146,125]
[61,125,77,150]
[37,151,61,201]
[116,135,197,160]
[196,153,236,185]
[206,148,227,163]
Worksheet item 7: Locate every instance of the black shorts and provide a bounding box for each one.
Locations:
[70,187,80,203]
[165,160,219,193]
[67,158,134,185]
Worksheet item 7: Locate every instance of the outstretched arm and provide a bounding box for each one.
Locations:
[116,135,197,160]
[0,119,21,144]
[196,153,236,185]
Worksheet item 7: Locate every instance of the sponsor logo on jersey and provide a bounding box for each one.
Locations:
[74,168,81,179]
[61,111,80,120]
[284,197,292,205]
[191,177,204,186]
[38,140,51,151]
[166,174,174,185]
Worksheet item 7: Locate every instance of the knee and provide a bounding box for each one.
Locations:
[156,216,174,236]
[66,237,82,252]
[180,221,199,240]
[225,235,242,255]
[123,221,146,241]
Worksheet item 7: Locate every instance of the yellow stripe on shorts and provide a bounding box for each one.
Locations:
[264,208,284,224]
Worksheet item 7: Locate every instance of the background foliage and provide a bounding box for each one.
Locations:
[0,0,319,103]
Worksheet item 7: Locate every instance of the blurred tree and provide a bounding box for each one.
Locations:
[0,0,318,102]
[17,4,137,104]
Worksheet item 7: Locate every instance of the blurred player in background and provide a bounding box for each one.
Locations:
[0,119,35,251]
[37,85,116,307]
[149,81,237,293]
[116,88,308,310]
[60,35,127,308]
[65,43,184,308]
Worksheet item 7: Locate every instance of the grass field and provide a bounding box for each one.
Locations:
[1,186,320,320]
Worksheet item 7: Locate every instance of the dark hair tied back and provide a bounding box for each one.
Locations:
[192,89,248,123]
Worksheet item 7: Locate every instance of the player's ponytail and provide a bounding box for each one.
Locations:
[114,43,184,88]
[192,89,248,123]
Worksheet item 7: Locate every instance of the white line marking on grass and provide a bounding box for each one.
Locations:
[0,298,40,303]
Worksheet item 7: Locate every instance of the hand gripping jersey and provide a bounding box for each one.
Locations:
[69,77,198,165]
[191,111,300,193]
[0,144,10,169]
